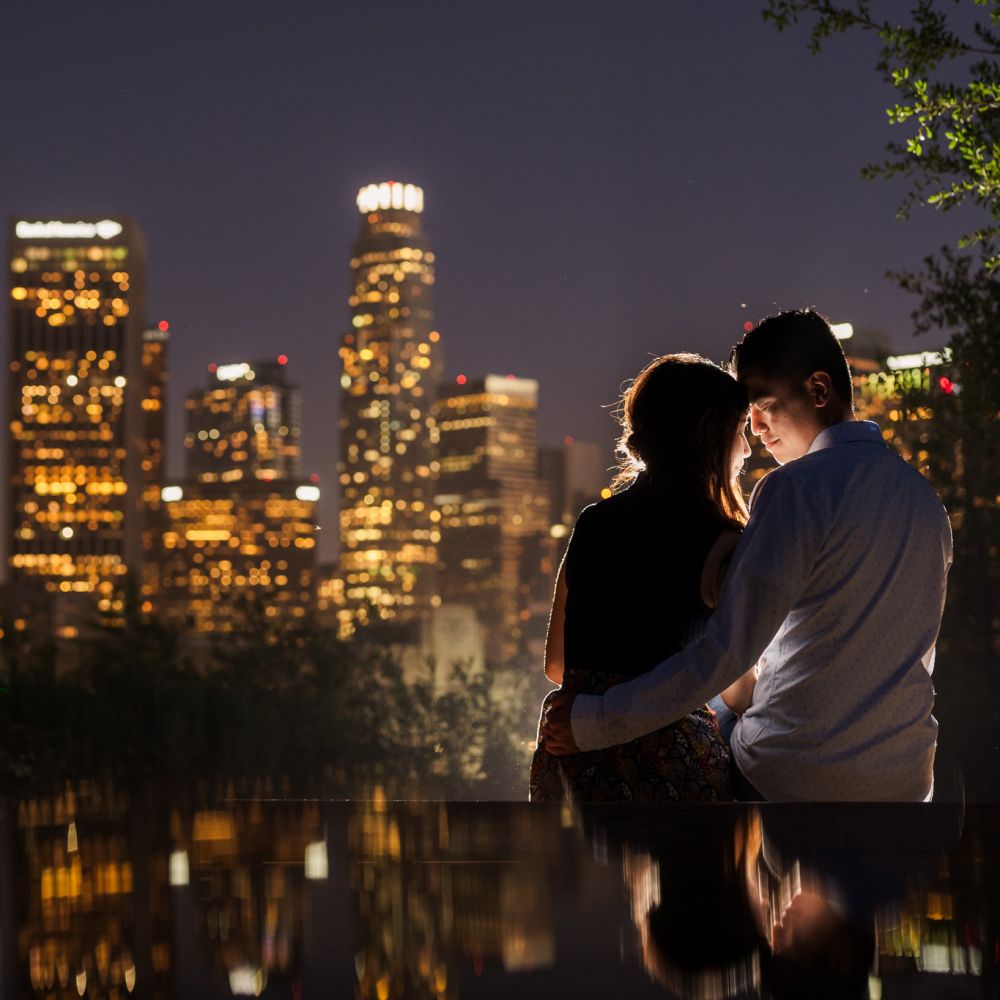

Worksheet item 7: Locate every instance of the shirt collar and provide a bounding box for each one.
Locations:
[806,419,883,456]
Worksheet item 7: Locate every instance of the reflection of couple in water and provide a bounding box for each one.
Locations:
[532,309,952,803]
[615,803,961,999]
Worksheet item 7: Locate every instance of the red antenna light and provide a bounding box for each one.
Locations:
[564,435,574,446]
[506,373,516,380]
[743,321,754,333]
[939,376,954,394]
[208,363,218,373]
[309,472,320,484]
[157,320,170,332]
[456,374,467,385]
[277,354,288,365]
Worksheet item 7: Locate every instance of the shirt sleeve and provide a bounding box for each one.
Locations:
[570,467,829,751]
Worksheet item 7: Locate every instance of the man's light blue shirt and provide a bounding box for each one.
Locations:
[569,420,953,801]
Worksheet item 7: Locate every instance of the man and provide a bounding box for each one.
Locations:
[541,309,952,801]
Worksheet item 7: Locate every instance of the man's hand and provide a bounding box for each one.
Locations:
[540,689,580,756]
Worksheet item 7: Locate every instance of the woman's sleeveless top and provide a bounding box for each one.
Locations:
[528,476,735,803]
[563,477,725,676]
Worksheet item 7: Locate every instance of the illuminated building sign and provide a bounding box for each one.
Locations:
[14,219,124,240]
[356,182,424,214]
[886,348,952,371]
[295,485,320,502]
[216,362,254,382]
[830,322,854,341]
[483,374,538,397]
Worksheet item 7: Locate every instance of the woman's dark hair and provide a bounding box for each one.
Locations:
[613,353,749,526]
[731,309,854,404]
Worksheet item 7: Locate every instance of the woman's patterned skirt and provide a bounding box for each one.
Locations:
[529,669,733,803]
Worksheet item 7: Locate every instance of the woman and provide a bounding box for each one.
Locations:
[529,353,756,802]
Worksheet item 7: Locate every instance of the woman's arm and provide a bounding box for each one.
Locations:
[702,528,757,712]
[544,556,568,684]
[719,666,757,714]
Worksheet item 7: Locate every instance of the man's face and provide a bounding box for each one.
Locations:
[741,373,826,465]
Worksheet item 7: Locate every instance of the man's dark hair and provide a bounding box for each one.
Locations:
[731,309,854,404]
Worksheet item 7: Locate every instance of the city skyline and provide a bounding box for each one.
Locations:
[0,3,964,559]
[3,205,954,645]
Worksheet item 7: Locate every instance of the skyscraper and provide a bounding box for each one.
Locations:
[138,322,169,614]
[337,182,442,637]
[184,357,301,483]
[159,480,319,633]
[6,217,152,625]
[434,375,552,663]
[159,358,317,633]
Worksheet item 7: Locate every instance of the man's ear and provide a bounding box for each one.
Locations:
[806,371,833,409]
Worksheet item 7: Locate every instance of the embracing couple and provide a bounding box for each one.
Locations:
[531,309,952,803]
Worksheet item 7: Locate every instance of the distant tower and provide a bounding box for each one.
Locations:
[434,375,552,663]
[337,182,442,637]
[139,322,170,614]
[159,358,317,633]
[6,216,152,626]
[184,357,301,483]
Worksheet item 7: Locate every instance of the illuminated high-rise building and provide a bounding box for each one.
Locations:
[159,479,319,633]
[184,357,301,483]
[434,375,552,663]
[851,344,954,476]
[139,322,169,613]
[337,182,443,637]
[6,217,153,624]
[160,358,316,633]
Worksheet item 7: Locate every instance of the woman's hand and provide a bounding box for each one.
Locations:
[539,689,580,755]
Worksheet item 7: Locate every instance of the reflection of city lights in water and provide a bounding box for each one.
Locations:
[228,966,267,996]
[304,840,328,880]
[168,850,189,886]
[10,784,994,997]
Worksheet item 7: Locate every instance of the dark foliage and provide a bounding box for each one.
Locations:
[0,616,546,801]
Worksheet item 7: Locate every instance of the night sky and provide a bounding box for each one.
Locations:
[1,1,966,556]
